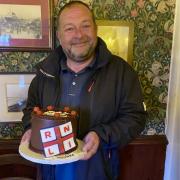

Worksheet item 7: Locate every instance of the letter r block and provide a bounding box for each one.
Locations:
[40,127,56,143]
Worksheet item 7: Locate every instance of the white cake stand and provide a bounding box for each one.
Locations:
[19,139,86,165]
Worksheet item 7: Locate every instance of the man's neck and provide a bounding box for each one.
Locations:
[67,57,94,73]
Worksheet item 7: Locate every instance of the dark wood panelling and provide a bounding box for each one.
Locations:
[0,139,37,179]
[119,135,168,180]
[0,135,167,180]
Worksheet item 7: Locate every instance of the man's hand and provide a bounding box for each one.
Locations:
[20,129,32,144]
[81,131,100,160]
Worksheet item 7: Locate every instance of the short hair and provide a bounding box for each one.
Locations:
[56,1,96,30]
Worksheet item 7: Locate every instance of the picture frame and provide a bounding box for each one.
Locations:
[96,20,134,65]
[0,74,35,122]
[0,0,54,51]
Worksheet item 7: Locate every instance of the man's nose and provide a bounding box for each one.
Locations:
[75,28,84,38]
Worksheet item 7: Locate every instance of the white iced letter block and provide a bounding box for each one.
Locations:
[59,122,72,137]
[63,137,76,151]
[40,127,56,143]
[44,144,60,157]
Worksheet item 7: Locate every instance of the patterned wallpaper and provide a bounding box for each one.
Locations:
[0,0,175,138]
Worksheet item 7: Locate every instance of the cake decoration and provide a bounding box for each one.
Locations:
[30,106,78,158]
[40,122,76,157]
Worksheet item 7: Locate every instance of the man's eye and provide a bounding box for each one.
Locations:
[82,25,91,28]
[65,27,74,32]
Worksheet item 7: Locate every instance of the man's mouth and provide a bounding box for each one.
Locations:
[72,41,88,47]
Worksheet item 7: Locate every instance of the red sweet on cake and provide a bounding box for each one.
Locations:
[30,106,78,158]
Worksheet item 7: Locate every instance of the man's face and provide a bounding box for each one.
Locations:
[57,4,97,63]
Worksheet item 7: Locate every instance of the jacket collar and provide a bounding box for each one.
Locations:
[36,37,112,78]
[95,37,112,68]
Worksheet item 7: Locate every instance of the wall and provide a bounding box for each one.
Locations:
[0,0,175,138]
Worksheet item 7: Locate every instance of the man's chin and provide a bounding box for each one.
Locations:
[70,51,91,61]
[67,45,95,62]
[71,55,90,62]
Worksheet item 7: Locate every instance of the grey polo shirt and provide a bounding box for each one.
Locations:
[60,58,96,110]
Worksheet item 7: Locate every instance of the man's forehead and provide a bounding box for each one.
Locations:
[59,5,93,25]
[60,4,92,18]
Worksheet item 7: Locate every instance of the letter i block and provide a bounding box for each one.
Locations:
[63,137,76,151]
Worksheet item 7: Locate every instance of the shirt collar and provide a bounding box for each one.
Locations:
[60,56,97,73]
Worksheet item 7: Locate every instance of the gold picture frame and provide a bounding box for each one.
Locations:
[96,20,134,65]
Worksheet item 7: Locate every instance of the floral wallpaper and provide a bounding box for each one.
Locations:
[0,0,175,138]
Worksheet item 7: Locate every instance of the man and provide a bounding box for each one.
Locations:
[21,1,146,180]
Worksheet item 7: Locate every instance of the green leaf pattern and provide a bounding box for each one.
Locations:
[0,0,175,137]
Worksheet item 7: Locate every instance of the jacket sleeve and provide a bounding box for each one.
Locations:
[91,63,147,149]
[22,76,40,131]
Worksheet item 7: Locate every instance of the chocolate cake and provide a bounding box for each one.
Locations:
[30,106,78,157]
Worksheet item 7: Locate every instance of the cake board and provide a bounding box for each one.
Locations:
[19,139,86,165]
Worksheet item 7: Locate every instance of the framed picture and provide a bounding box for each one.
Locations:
[0,0,53,51]
[0,74,35,122]
[96,20,134,65]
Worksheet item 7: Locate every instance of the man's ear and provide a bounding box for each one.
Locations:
[56,31,59,39]
[56,31,61,44]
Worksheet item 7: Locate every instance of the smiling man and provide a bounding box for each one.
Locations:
[21,1,146,180]
[57,2,98,72]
